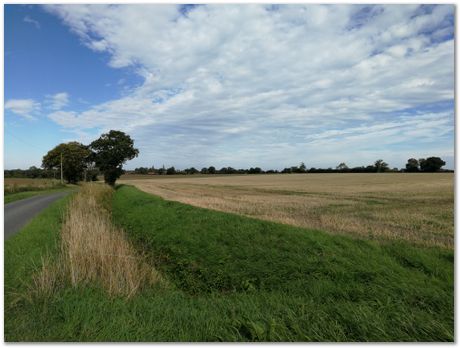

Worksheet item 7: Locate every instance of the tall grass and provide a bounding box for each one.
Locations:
[34,183,159,298]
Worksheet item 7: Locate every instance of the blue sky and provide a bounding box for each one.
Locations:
[4,4,454,170]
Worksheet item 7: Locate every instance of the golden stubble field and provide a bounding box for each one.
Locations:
[120,173,454,249]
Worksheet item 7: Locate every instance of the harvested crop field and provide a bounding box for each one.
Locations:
[120,173,454,248]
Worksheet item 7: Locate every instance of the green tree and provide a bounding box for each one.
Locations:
[405,158,419,172]
[90,130,139,186]
[166,166,176,175]
[336,162,349,171]
[374,159,389,173]
[299,162,307,173]
[419,157,446,172]
[208,166,216,174]
[42,142,92,184]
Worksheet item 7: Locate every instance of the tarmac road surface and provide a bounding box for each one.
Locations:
[4,191,71,239]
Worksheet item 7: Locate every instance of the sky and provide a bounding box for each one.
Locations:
[4,4,455,170]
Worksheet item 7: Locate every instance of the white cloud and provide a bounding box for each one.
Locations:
[46,92,69,110]
[41,4,454,168]
[23,15,40,29]
[5,99,40,120]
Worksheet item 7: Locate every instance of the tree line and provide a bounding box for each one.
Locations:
[6,145,450,181]
[131,157,449,176]
[8,130,139,186]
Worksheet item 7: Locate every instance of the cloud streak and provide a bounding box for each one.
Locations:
[23,15,40,29]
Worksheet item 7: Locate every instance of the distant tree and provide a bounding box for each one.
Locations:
[200,167,208,174]
[299,162,307,173]
[405,158,419,172]
[419,157,446,172]
[27,166,41,178]
[158,165,166,175]
[42,142,92,184]
[134,167,149,174]
[281,167,292,174]
[166,166,176,175]
[208,166,216,174]
[90,130,139,186]
[374,159,389,173]
[336,162,349,171]
[291,166,301,173]
[364,165,373,172]
[248,167,263,174]
[184,167,199,174]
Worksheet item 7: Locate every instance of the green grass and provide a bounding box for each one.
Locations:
[4,185,454,342]
[4,187,73,204]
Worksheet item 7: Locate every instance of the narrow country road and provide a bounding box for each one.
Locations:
[4,191,72,239]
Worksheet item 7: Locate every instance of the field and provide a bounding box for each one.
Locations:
[4,178,68,203]
[120,173,454,249]
[4,184,454,341]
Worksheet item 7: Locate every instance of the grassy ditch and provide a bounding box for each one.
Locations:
[111,185,453,341]
[4,184,454,342]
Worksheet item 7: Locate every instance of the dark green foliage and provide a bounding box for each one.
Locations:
[184,167,199,174]
[5,167,61,179]
[419,157,446,172]
[134,167,149,174]
[336,162,349,171]
[248,167,263,174]
[42,142,91,184]
[166,166,176,175]
[405,158,419,172]
[299,162,307,173]
[374,159,389,173]
[90,130,139,186]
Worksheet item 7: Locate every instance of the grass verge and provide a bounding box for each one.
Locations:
[5,187,73,204]
[4,195,71,341]
[4,185,454,342]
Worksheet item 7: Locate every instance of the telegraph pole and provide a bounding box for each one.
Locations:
[60,152,64,184]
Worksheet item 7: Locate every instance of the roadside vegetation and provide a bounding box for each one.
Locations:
[5,184,452,341]
[4,178,66,194]
[4,178,69,204]
[33,184,160,298]
[5,195,72,341]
